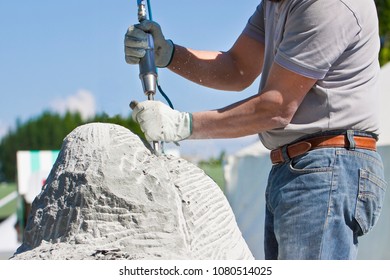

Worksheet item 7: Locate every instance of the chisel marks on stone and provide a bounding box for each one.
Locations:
[12,123,253,260]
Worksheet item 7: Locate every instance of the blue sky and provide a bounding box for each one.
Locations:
[0,0,263,158]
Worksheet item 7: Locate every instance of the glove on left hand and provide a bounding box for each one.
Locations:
[131,100,192,142]
[124,20,174,68]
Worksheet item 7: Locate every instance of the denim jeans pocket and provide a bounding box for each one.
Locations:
[288,149,334,174]
[355,168,387,236]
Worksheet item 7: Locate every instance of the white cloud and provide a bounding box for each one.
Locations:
[51,89,96,120]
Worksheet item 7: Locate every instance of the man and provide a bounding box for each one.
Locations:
[124,0,387,259]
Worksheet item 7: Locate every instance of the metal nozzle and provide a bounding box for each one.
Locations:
[137,0,147,22]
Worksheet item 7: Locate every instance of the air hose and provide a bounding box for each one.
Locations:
[142,0,175,110]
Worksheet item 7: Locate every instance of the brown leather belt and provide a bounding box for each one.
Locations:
[270,135,377,165]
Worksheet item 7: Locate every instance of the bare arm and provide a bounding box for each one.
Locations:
[189,63,317,139]
[168,33,264,91]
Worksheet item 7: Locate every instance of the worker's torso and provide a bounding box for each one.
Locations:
[244,0,381,149]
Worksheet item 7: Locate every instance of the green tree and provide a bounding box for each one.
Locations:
[376,0,390,65]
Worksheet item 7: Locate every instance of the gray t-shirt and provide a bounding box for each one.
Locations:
[243,0,381,150]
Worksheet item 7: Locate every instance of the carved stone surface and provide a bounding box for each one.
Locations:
[11,123,253,260]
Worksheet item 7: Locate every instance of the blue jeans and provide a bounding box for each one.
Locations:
[264,147,387,259]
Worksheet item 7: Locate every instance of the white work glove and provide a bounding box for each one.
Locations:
[131,100,192,142]
[124,20,174,68]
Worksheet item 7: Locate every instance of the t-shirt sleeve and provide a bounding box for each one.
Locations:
[275,0,362,80]
[242,3,265,43]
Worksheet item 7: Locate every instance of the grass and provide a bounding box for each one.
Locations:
[198,162,225,192]
[0,183,17,220]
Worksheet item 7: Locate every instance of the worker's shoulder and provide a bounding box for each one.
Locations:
[287,0,376,27]
[287,0,371,12]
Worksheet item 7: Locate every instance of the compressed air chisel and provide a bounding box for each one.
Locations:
[133,0,160,152]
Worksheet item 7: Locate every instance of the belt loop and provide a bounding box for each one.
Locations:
[281,145,290,162]
[347,130,356,150]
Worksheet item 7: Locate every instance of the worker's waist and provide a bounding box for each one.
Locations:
[270,131,377,165]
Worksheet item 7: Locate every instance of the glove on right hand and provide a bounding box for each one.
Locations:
[124,20,174,68]
[131,100,192,143]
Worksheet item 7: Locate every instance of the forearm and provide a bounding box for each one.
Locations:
[190,92,288,139]
[167,34,263,91]
[168,45,243,91]
[189,62,317,140]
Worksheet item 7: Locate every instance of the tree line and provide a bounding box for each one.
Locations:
[0,111,143,182]
[377,0,390,65]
